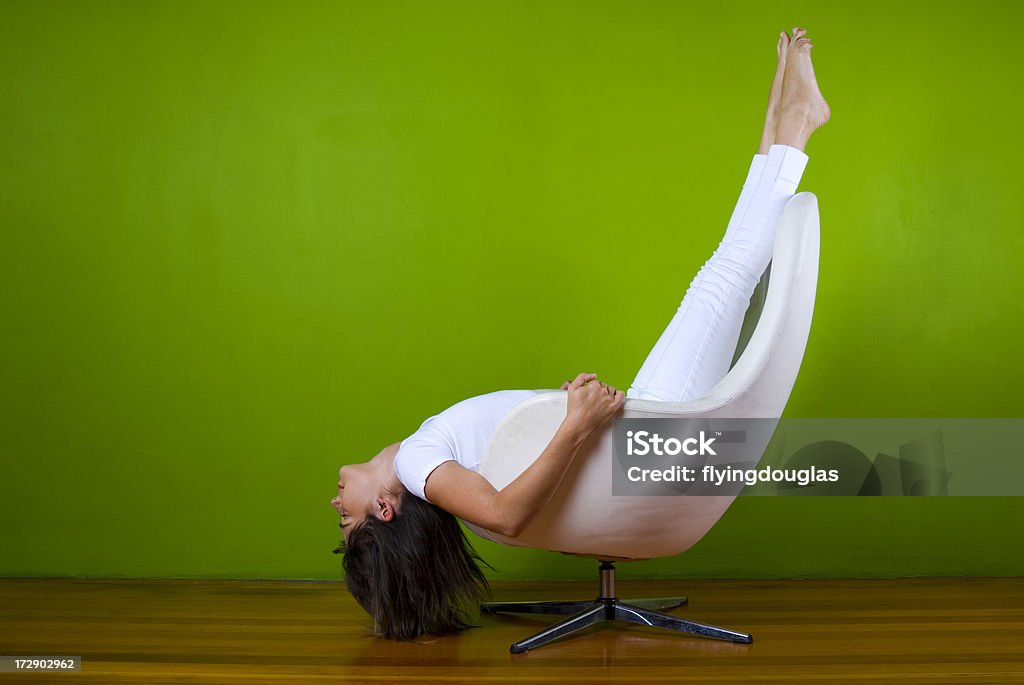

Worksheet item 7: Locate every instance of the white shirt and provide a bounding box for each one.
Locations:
[394,389,542,502]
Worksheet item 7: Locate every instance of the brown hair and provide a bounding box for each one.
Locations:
[332,488,494,640]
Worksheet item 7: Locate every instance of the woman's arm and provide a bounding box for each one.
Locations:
[424,373,624,537]
[424,421,588,536]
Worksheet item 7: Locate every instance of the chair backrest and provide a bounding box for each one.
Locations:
[463,192,820,559]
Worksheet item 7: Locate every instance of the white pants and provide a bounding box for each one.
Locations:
[626,144,809,403]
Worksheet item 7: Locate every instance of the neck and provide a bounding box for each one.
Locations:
[378,442,404,495]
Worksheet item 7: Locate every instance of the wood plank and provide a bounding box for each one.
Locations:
[0,577,1022,683]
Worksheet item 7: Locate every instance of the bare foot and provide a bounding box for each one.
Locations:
[775,26,830,151]
[758,31,790,154]
[770,32,790,121]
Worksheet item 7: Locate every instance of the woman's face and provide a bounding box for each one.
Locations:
[331,443,403,545]
[331,461,378,545]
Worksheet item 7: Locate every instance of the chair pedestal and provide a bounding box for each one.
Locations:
[480,560,753,654]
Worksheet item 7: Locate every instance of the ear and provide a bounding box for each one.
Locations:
[374,496,397,523]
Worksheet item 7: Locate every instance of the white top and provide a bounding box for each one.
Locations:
[394,389,542,502]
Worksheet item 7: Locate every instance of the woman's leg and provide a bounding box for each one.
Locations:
[626,144,808,402]
[626,26,828,403]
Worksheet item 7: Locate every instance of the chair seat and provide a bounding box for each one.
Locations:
[462,192,821,560]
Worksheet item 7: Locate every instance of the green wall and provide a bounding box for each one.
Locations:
[2,0,1022,581]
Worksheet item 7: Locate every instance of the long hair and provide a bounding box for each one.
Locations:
[332,488,495,641]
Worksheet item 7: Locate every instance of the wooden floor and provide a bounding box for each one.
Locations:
[1,577,1022,683]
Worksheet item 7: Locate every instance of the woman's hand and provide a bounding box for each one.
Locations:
[562,372,625,438]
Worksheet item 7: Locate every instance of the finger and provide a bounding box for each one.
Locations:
[569,372,596,389]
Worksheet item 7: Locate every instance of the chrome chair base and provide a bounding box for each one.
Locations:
[480,561,753,654]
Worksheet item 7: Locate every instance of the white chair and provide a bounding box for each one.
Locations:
[463,192,821,653]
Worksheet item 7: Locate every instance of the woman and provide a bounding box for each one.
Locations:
[331,26,829,641]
